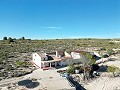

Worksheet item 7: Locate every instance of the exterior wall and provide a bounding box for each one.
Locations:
[93,52,101,57]
[51,62,55,66]
[71,52,81,59]
[41,61,61,68]
[72,59,81,64]
[41,57,45,61]
[66,59,81,65]
[61,59,81,66]
[41,62,49,68]
[65,51,71,57]
[32,53,42,68]
[61,60,68,66]
[41,53,47,61]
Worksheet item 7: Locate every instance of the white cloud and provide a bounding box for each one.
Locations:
[48,27,57,29]
[40,26,62,33]
[40,26,62,29]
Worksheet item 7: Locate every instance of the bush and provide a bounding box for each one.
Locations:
[15,61,26,67]
[109,42,114,45]
[107,49,114,55]
[100,47,106,51]
[67,65,75,74]
[107,65,120,77]
[6,65,13,71]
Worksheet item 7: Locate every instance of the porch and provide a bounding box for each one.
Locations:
[41,61,62,70]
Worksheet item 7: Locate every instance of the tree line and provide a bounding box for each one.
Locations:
[3,36,26,42]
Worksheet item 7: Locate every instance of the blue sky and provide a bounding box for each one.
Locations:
[0,0,120,40]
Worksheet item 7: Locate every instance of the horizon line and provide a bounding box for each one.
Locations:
[0,37,120,40]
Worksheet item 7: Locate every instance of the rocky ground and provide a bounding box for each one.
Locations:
[0,52,36,81]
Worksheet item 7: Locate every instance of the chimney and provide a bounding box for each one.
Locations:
[56,51,59,57]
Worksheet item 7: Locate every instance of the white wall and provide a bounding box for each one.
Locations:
[32,53,42,68]
[71,52,81,59]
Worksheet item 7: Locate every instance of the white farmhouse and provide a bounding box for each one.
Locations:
[32,50,88,69]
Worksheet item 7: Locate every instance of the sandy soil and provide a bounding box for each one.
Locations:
[84,77,120,90]
[84,57,120,90]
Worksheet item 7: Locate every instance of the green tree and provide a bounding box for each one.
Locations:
[3,37,7,40]
[8,37,14,42]
[80,52,96,81]
[21,37,25,40]
[81,52,96,67]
